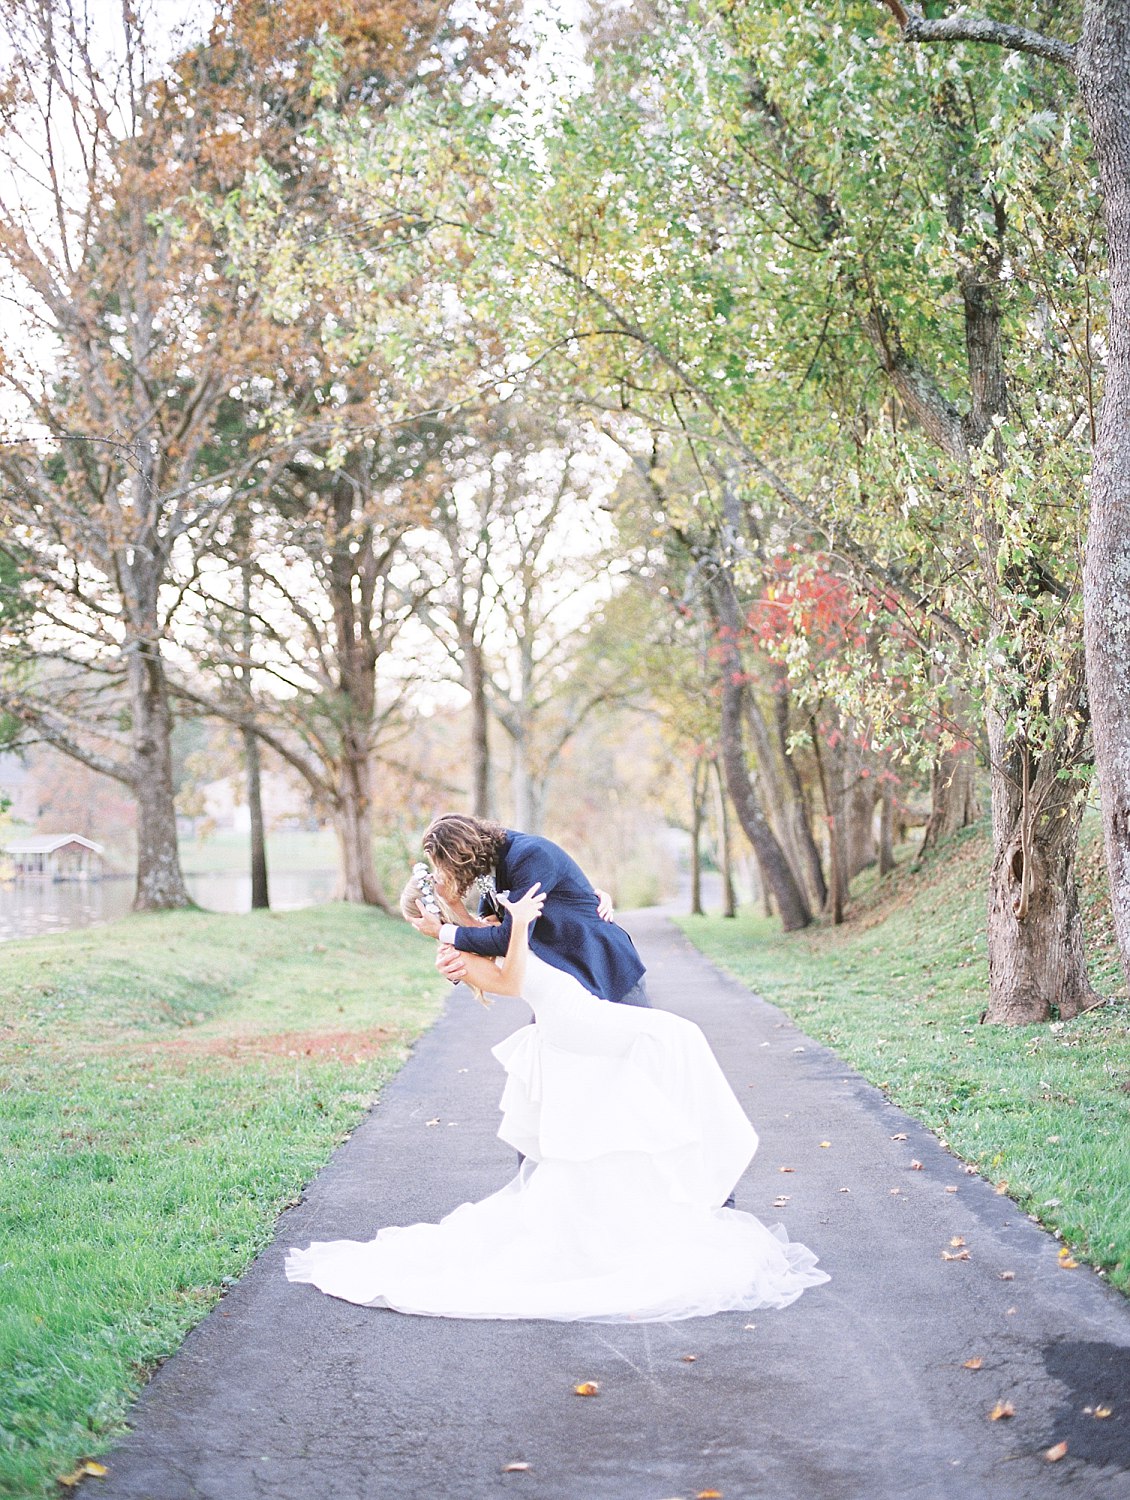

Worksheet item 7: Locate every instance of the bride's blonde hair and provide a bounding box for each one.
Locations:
[399,867,491,1007]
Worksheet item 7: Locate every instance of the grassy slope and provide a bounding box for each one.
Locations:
[0,905,442,1500]
[678,821,1130,1295]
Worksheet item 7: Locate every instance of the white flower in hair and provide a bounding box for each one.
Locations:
[412,861,443,916]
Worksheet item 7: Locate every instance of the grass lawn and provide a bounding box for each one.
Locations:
[177,828,339,875]
[0,904,443,1500]
[678,820,1130,1296]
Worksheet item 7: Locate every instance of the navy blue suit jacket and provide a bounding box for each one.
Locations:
[451,831,645,1003]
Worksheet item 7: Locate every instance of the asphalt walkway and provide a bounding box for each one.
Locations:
[93,908,1130,1500]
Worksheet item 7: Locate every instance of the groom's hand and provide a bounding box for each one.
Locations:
[594,887,615,921]
[409,900,442,940]
[436,943,467,982]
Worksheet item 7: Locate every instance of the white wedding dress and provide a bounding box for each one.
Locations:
[285,953,829,1321]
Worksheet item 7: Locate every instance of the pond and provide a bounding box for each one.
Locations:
[0,867,339,944]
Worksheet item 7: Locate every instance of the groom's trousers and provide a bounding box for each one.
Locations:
[617,979,651,1008]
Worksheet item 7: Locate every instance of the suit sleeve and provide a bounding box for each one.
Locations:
[451,915,511,957]
[451,842,562,954]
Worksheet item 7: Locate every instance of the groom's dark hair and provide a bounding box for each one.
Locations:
[423,814,508,891]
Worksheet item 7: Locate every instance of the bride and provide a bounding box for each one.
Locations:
[285,877,830,1322]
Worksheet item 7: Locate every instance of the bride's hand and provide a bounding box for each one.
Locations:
[499,882,546,928]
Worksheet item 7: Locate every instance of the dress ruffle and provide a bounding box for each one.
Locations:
[286,954,830,1322]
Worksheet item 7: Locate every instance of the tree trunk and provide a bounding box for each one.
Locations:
[709,573,811,930]
[463,632,492,818]
[333,738,389,907]
[1078,6,1130,995]
[983,705,1098,1022]
[324,473,390,909]
[774,681,827,908]
[878,783,896,877]
[510,725,534,831]
[845,774,878,879]
[718,667,811,929]
[753,852,775,919]
[812,728,847,925]
[129,644,191,911]
[712,756,737,917]
[241,548,269,910]
[919,741,980,857]
[743,690,807,889]
[690,758,705,916]
[243,726,269,910]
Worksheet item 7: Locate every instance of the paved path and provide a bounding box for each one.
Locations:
[94,910,1130,1500]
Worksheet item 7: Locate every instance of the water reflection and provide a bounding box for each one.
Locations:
[0,868,339,943]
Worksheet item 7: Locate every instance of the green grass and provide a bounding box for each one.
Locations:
[678,820,1130,1296]
[0,905,443,1500]
[177,828,339,874]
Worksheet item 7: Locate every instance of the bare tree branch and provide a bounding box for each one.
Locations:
[877,2,1076,71]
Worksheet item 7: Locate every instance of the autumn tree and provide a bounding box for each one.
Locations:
[0,0,521,907]
[179,422,452,905]
[0,0,296,908]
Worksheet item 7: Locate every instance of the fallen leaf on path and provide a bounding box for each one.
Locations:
[680,1355,698,1363]
[995,1181,1010,1195]
[889,1188,901,1195]
[779,1166,795,1173]
[999,1271,1015,1281]
[425,1118,440,1127]
[743,1323,756,1331]
[1006,1306,1017,1315]
[1044,1442,1068,1462]
[945,1186,958,1194]
[910,1160,924,1171]
[1095,1406,1113,1419]
[573,1381,600,1397]
[58,1460,108,1487]
[696,1491,723,1498]
[839,1186,851,1193]
[963,1358,983,1370]
[1057,1248,1079,1269]
[819,1141,831,1148]
[502,1462,531,1473]
[890,1133,908,1141]
[964,1165,978,1175]
[988,1401,1015,1421]
[942,1250,970,1261]
[950,1236,966,1248]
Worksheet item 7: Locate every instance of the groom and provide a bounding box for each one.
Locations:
[412,813,651,1007]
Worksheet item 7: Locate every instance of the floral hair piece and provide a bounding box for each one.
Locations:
[412,862,443,917]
